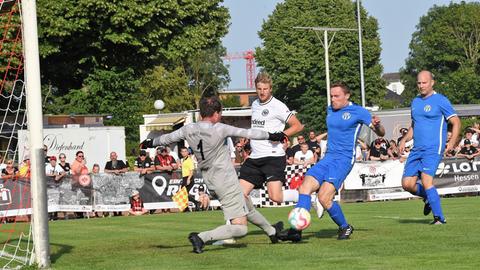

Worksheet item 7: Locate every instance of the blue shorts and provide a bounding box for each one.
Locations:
[305,155,353,191]
[403,149,442,178]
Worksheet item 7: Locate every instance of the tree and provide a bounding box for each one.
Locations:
[183,45,230,107]
[256,0,384,132]
[139,65,195,114]
[401,2,480,105]
[37,0,230,94]
[45,68,143,144]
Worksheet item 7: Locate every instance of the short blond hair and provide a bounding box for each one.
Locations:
[255,72,272,87]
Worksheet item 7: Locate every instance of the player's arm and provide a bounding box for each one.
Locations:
[369,115,385,137]
[219,123,285,141]
[446,116,461,153]
[283,114,304,137]
[398,125,414,154]
[141,126,186,150]
[315,132,327,142]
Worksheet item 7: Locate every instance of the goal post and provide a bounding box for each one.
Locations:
[21,0,50,268]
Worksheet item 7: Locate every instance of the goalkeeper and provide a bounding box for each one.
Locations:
[141,96,285,254]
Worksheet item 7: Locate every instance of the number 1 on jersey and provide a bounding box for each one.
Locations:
[197,139,205,160]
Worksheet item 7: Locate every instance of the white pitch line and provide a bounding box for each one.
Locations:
[372,216,425,220]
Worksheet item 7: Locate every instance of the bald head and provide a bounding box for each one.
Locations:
[417,70,434,80]
[416,70,435,97]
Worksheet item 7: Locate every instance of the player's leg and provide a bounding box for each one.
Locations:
[401,151,431,215]
[244,196,283,243]
[189,172,249,253]
[264,156,297,203]
[420,155,445,224]
[239,158,263,197]
[317,182,352,240]
[420,173,445,223]
[277,175,320,242]
[189,216,248,254]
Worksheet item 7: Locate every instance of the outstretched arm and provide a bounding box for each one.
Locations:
[370,115,385,137]
[398,125,413,154]
[446,116,461,153]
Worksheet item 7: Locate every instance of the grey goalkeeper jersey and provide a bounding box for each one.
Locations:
[153,121,269,170]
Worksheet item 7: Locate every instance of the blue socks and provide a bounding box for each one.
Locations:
[296,194,311,210]
[296,195,348,229]
[425,187,445,221]
[327,201,348,229]
[415,182,427,199]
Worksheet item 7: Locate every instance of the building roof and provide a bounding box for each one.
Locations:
[382,72,401,82]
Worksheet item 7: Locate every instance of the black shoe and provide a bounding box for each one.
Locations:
[423,200,432,216]
[430,216,446,225]
[188,232,205,253]
[278,228,302,243]
[269,221,284,244]
[337,224,354,240]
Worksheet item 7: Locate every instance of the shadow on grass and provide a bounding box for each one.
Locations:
[50,242,74,263]
[397,219,430,224]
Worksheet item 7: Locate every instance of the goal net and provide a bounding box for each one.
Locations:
[0,0,34,268]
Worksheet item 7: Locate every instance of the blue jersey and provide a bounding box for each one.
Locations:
[411,92,456,154]
[325,102,372,162]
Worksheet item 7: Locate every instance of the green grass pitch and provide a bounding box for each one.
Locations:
[47,197,480,270]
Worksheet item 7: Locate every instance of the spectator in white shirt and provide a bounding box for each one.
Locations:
[45,156,66,182]
[294,143,315,166]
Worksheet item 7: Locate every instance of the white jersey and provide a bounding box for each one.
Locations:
[250,96,293,159]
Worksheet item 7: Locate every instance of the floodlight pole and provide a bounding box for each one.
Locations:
[357,0,366,108]
[22,0,50,268]
[294,27,356,107]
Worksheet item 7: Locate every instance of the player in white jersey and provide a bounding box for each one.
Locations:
[140,96,286,253]
[239,72,304,203]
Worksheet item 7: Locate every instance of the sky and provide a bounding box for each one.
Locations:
[222,0,477,89]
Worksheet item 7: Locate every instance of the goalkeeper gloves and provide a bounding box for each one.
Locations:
[139,138,154,149]
[268,132,287,142]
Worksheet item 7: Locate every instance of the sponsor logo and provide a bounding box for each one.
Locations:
[458,186,479,192]
[436,160,480,176]
[152,175,180,196]
[359,165,387,187]
[44,134,86,152]
[454,174,479,182]
[262,109,269,116]
[424,105,431,112]
[342,112,351,120]
[0,185,12,206]
[252,119,266,126]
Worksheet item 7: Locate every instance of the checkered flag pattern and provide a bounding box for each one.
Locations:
[172,186,189,211]
[259,164,312,207]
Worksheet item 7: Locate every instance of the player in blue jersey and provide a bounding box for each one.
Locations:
[279,82,385,241]
[398,70,461,225]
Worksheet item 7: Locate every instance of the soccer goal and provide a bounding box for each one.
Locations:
[0,0,49,268]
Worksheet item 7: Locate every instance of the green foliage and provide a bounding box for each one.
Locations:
[256,0,385,130]
[37,0,231,152]
[220,95,242,108]
[183,45,230,106]
[45,68,143,144]
[401,2,480,105]
[37,0,230,94]
[139,65,195,114]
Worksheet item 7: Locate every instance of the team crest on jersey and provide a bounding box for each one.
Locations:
[262,109,269,116]
[342,112,351,120]
[424,105,432,112]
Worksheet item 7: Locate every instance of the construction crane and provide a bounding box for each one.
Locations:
[223,50,256,89]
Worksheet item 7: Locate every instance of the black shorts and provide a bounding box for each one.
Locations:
[239,156,286,189]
